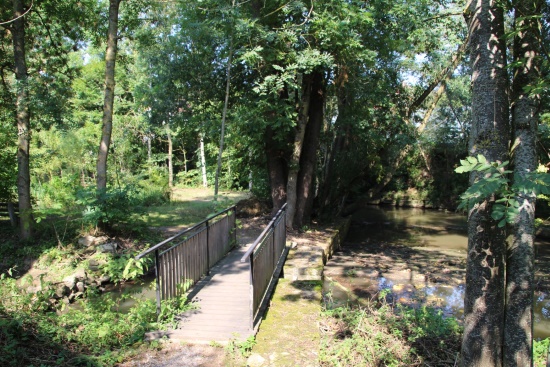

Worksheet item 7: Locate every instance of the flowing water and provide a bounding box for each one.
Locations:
[323,205,550,339]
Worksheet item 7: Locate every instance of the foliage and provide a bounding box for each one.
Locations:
[320,299,462,366]
[0,269,191,366]
[455,155,550,226]
[534,338,550,367]
[226,335,256,358]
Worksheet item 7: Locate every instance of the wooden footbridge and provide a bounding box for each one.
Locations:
[137,204,288,343]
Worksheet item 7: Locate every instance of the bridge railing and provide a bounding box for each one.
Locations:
[136,205,236,314]
[241,203,287,329]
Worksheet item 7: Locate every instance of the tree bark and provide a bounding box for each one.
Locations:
[214,32,233,198]
[318,83,349,215]
[504,1,541,366]
[265,126,287,215]
[12,0,33,240]
[96,0,121,192]
[285,74,312,228]
[295,72,324,228]
[167,125,173,188]
[200,133,208,187]
[461,1,510,366]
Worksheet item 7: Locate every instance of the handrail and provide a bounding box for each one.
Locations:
[135,205,236,260]
[240,203,287,262]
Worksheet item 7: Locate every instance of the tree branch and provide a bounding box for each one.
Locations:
[406,40,467,119]
[0,0,33,26]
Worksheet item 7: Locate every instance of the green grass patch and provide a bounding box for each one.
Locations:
[320,295,462,366]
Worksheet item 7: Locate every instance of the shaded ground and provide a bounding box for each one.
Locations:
[118,343,227,367]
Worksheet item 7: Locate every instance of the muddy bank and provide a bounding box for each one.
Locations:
[324,206,550,339]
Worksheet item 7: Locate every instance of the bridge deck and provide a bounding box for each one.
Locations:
[162,241,254,344]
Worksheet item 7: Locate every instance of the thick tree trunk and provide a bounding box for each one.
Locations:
[96,0,121,191]
[200,133,208,187]
[461,1,510,366]
[12,0,33,240]
[265,126,287,215]
[167,125,173,188]
[504,1,541,366]
[295,72,324,228]
[285,74,312,228]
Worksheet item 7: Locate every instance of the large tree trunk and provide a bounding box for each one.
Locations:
[96,0,121,191]
[12,0,33,240]
[461,1,510,366]
[504,1,541,366]
[265,126,287,215]
[285,74,312,228]
[295,72,324,228]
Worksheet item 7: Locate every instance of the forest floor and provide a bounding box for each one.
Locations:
[3,189,549,366]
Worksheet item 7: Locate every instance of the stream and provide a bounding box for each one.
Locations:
[323,205,550,340]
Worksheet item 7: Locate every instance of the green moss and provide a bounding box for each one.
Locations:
[252,279,322,366]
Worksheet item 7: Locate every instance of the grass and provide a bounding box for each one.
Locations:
[319,295,462,366]
[143,187,249,227]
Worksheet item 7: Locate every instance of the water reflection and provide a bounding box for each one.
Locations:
[325,205,550,339]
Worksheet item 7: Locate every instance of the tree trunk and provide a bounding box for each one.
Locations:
[167,125,173,188]
[504,1,541,366]
[461,1,510,366]
[265,126,287,215]
[285,74,312,228]
[183,146,187,173]
[214,33,233,198]
[147,134,152,162]
[96,0,121,192]
[12,0,33,240]
[200,133,208,187]
[318,85,349,215]
[295,72,324,228]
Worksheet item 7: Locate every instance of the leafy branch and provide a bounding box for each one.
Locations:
[455,155,550,227]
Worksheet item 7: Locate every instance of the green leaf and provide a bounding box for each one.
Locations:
[491,210,504,221]
[467,156,478,164]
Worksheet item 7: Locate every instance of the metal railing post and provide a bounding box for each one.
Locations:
[249,254,254,330]
[272,220,276,270]
[206,219,210,275]
[232,207,237,248]
[155,249,161,316]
